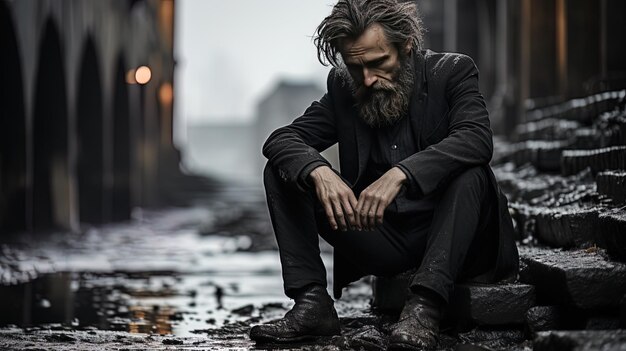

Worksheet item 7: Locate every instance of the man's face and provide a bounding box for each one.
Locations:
[339,23,414,127]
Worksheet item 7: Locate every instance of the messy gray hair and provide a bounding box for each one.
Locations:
[314,0,424,67]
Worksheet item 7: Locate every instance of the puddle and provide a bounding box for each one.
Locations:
[0,203,335,337]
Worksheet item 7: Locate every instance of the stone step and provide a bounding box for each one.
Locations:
[526,306,587,334]
[519,246,626,311]
[446,283,536,328]
[597,171,626,204]
[514,118,580,142]
[509,140,570,172]
[534,206,599,248]
[533,330,626,351]
[561,145,626,176]
[526,90,625,124]
[596,210,626,261]
[526,305,622,334]
[371,274,536,328]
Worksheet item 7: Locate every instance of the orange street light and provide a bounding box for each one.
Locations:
[126,69,137,84]
[135,66,152,85]
[159,82,173,106]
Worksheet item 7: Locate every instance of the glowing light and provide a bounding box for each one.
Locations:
[159,82,173,105]
[126,69,136,84]
[135,66,152,85]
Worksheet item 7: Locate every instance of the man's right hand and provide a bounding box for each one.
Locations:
[309,165,358,231]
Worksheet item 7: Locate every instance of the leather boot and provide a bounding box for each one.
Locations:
[249,284,340,343]
[388,289,443,350]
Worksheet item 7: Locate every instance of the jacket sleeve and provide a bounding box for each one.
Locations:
[397,54,493,196]
[262,70,338,190]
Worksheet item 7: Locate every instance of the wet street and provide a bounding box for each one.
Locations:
[0,184,380,350]
[0,181,535,351]
[2,159,625,350]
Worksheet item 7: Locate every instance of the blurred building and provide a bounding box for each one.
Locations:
[255,80,340,177]
[185,121,257,182]
[0,0,180,233]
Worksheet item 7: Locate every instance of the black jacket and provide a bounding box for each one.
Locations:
[263,50,519,298]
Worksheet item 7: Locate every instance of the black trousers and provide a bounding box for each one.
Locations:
[263,164,496,303]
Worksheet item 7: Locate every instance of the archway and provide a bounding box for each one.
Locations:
[32,18,69,230]
[0,2,27,233]
[111,55,131,221]
[76,37,104,224]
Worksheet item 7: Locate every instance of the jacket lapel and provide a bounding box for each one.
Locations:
[409,51,428,150]
[351,51,428,184]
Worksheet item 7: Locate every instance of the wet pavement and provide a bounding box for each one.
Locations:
[0,184,385,350]
[1,174,620,350]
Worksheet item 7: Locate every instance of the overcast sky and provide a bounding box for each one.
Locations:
[174,0,335,132]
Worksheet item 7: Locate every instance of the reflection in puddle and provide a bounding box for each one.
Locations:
[0,251,331,337]
[0,206,335,339]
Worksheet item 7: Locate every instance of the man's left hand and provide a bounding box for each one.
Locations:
[355,167,407,230]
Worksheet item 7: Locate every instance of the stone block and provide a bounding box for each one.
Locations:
[514,118,579,142]
[509,141,570,172]
[596,210,626,261]
[447,283,536,327]
[534,207,598,248]
[596,171,626,204]
[561,145,626,176]
[585,316,621,330]
[519,246,626,310]
[525,306,563,333]
[534,330,626,351]
[457,328,526,351]
[525,306,588,333]
[372,275,536,327]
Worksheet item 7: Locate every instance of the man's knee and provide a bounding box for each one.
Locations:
[263,162,275,185]
[263,162,284,192]
[446,166,489,197]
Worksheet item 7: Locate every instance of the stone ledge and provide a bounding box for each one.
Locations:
[533,330,626,351]
[597,210,626,261]
[372,274,535,328]
[596,171,626,204]
[447,283,535,328]
[534,206,599,248]
[519,246,626,310]
[561,145,626,176]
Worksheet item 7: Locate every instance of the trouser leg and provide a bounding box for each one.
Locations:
[265,163,496,303]
[263,164,328,298]
[264,163,429,297]
[409,166,494,303]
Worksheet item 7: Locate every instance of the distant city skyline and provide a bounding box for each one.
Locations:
[174,0,334,132]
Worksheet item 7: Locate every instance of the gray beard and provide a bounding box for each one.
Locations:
[338,55,415,128]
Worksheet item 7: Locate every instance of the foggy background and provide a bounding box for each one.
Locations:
[175,0,335,182]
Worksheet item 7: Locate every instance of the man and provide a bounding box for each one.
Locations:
[250,0,519,349]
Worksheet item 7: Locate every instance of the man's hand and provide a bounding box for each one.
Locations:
[356,167,407,230]
[309,165,358,231]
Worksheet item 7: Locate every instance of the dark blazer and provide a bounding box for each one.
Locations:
[263,50,519,298]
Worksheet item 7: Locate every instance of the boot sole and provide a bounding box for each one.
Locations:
[251,333,334,344]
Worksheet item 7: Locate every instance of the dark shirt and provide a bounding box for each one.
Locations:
[359,116,436,216]
[298,115,436,217]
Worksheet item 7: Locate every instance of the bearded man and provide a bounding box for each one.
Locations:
[250,0,519,349]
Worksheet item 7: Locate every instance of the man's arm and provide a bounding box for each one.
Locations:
[263,70,359,231]
[397,54,493,197]
[262,72,338,190]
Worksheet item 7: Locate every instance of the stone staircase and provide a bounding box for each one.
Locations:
[372,90,626,350]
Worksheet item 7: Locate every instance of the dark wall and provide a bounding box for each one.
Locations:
[0,1,27,233]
